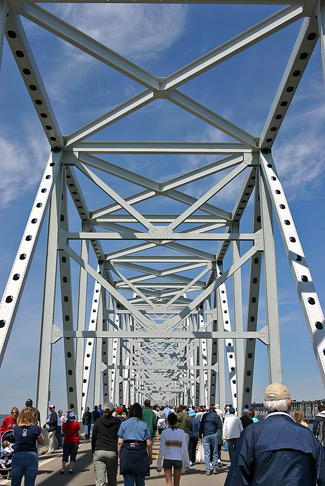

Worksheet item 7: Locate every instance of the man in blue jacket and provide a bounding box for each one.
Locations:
[225,383,325,486]
[199,405,222,475]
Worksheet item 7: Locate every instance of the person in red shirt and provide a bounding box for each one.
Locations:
[60,411,80,475]
[0,407,19,437]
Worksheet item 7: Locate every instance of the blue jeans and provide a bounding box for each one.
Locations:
[123,474,145,486]
[56,429,62,447]
[84,424,90,439]
[11,451,38,486]
[203,433,218,471]
[226,438,238,462]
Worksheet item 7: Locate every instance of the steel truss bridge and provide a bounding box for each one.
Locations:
[0,0,324,424]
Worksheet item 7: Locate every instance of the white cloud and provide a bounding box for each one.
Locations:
[50,4,187,61]
[274,133,325,199]
[0,126,49,207]
[273,104,325,199]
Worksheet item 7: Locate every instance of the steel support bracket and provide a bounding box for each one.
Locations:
[52,324,63,344]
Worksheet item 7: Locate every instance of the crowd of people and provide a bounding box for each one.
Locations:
[1,384,325,486]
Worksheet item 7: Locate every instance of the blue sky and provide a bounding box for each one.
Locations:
[0,3,324,413]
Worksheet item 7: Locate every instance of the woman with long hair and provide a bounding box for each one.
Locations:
[293,409,308,427]
[11,407,44,486]
[0,407,19,437]
[157,412,190,486]
[118,403,152,486]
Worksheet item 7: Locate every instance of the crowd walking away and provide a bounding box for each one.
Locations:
[1,389,325,486]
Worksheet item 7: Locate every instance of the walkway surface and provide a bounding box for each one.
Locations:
[0,438,230,486]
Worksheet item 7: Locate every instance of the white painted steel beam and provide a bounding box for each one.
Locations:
[259,166,282,383]
[318,0,325,84]
[162,6,303,90]
[59,181,78,412]
[36,167,63,425]
[260,153,325,385]
[169,91,257,147]
[260,16,319,151]
[169,162,249,230]
[65,230,259,241]
[66,90,155,146]
[20,3,160,90]
[71,141,253,154]
[0,0,8,70]
[5,14,63,148]
[0,152,62,368]
[243,178,262,408]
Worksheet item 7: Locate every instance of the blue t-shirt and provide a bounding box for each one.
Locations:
[14,425,41,453]
[118,417,151,441]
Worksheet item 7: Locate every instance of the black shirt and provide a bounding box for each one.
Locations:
[91,415,121,453]
[240,415,253,429]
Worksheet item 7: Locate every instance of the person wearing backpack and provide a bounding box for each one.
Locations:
[313,403,325,446]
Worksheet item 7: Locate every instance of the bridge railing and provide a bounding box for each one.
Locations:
[252,400,324,422]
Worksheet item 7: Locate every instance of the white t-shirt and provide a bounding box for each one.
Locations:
[223,414,243,440]
[157,427,190,469]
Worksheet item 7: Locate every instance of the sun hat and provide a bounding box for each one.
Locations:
[67,412,76,421]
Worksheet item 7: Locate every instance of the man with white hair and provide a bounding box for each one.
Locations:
[225,383,325,486]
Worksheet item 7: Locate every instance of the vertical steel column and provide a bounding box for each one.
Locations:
[198,311,208,405]
[189,315,195,404]
[206,298,213,405]
[111,314,119,404]
[216,289,226,410]
[36,165,63,424]
[232,222,245,415]
[0,0,8,70]
[318,0,325,84]
[76,223,89,417]
[81,274,102,411]
[123,313,131,406]
[259,169,282,383]
[106,294,114,403]
[209,296,218,405]
[58,177,78,411]
[243,176,262,408]
[102,290,109,404]
[94,277,103,406]
[217,266,237,410]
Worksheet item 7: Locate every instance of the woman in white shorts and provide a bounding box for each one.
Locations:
[156,413,190,486]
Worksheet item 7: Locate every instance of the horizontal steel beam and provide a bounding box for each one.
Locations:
[52,325,269,344]
[70,141,254,154]
[63,230,260,241]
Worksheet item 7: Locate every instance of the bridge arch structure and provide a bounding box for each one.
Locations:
[0,0,324,423]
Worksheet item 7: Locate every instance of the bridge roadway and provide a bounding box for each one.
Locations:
[0,438,230,486]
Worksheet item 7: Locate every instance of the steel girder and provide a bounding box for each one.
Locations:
[0,0,324,423]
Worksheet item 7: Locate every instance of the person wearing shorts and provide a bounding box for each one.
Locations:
[60,412,80,474]
[157,413,190,486]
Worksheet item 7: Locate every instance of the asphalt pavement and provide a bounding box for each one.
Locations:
[0,438,230,486]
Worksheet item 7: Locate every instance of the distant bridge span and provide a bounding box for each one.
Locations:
[0,0,324,424]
